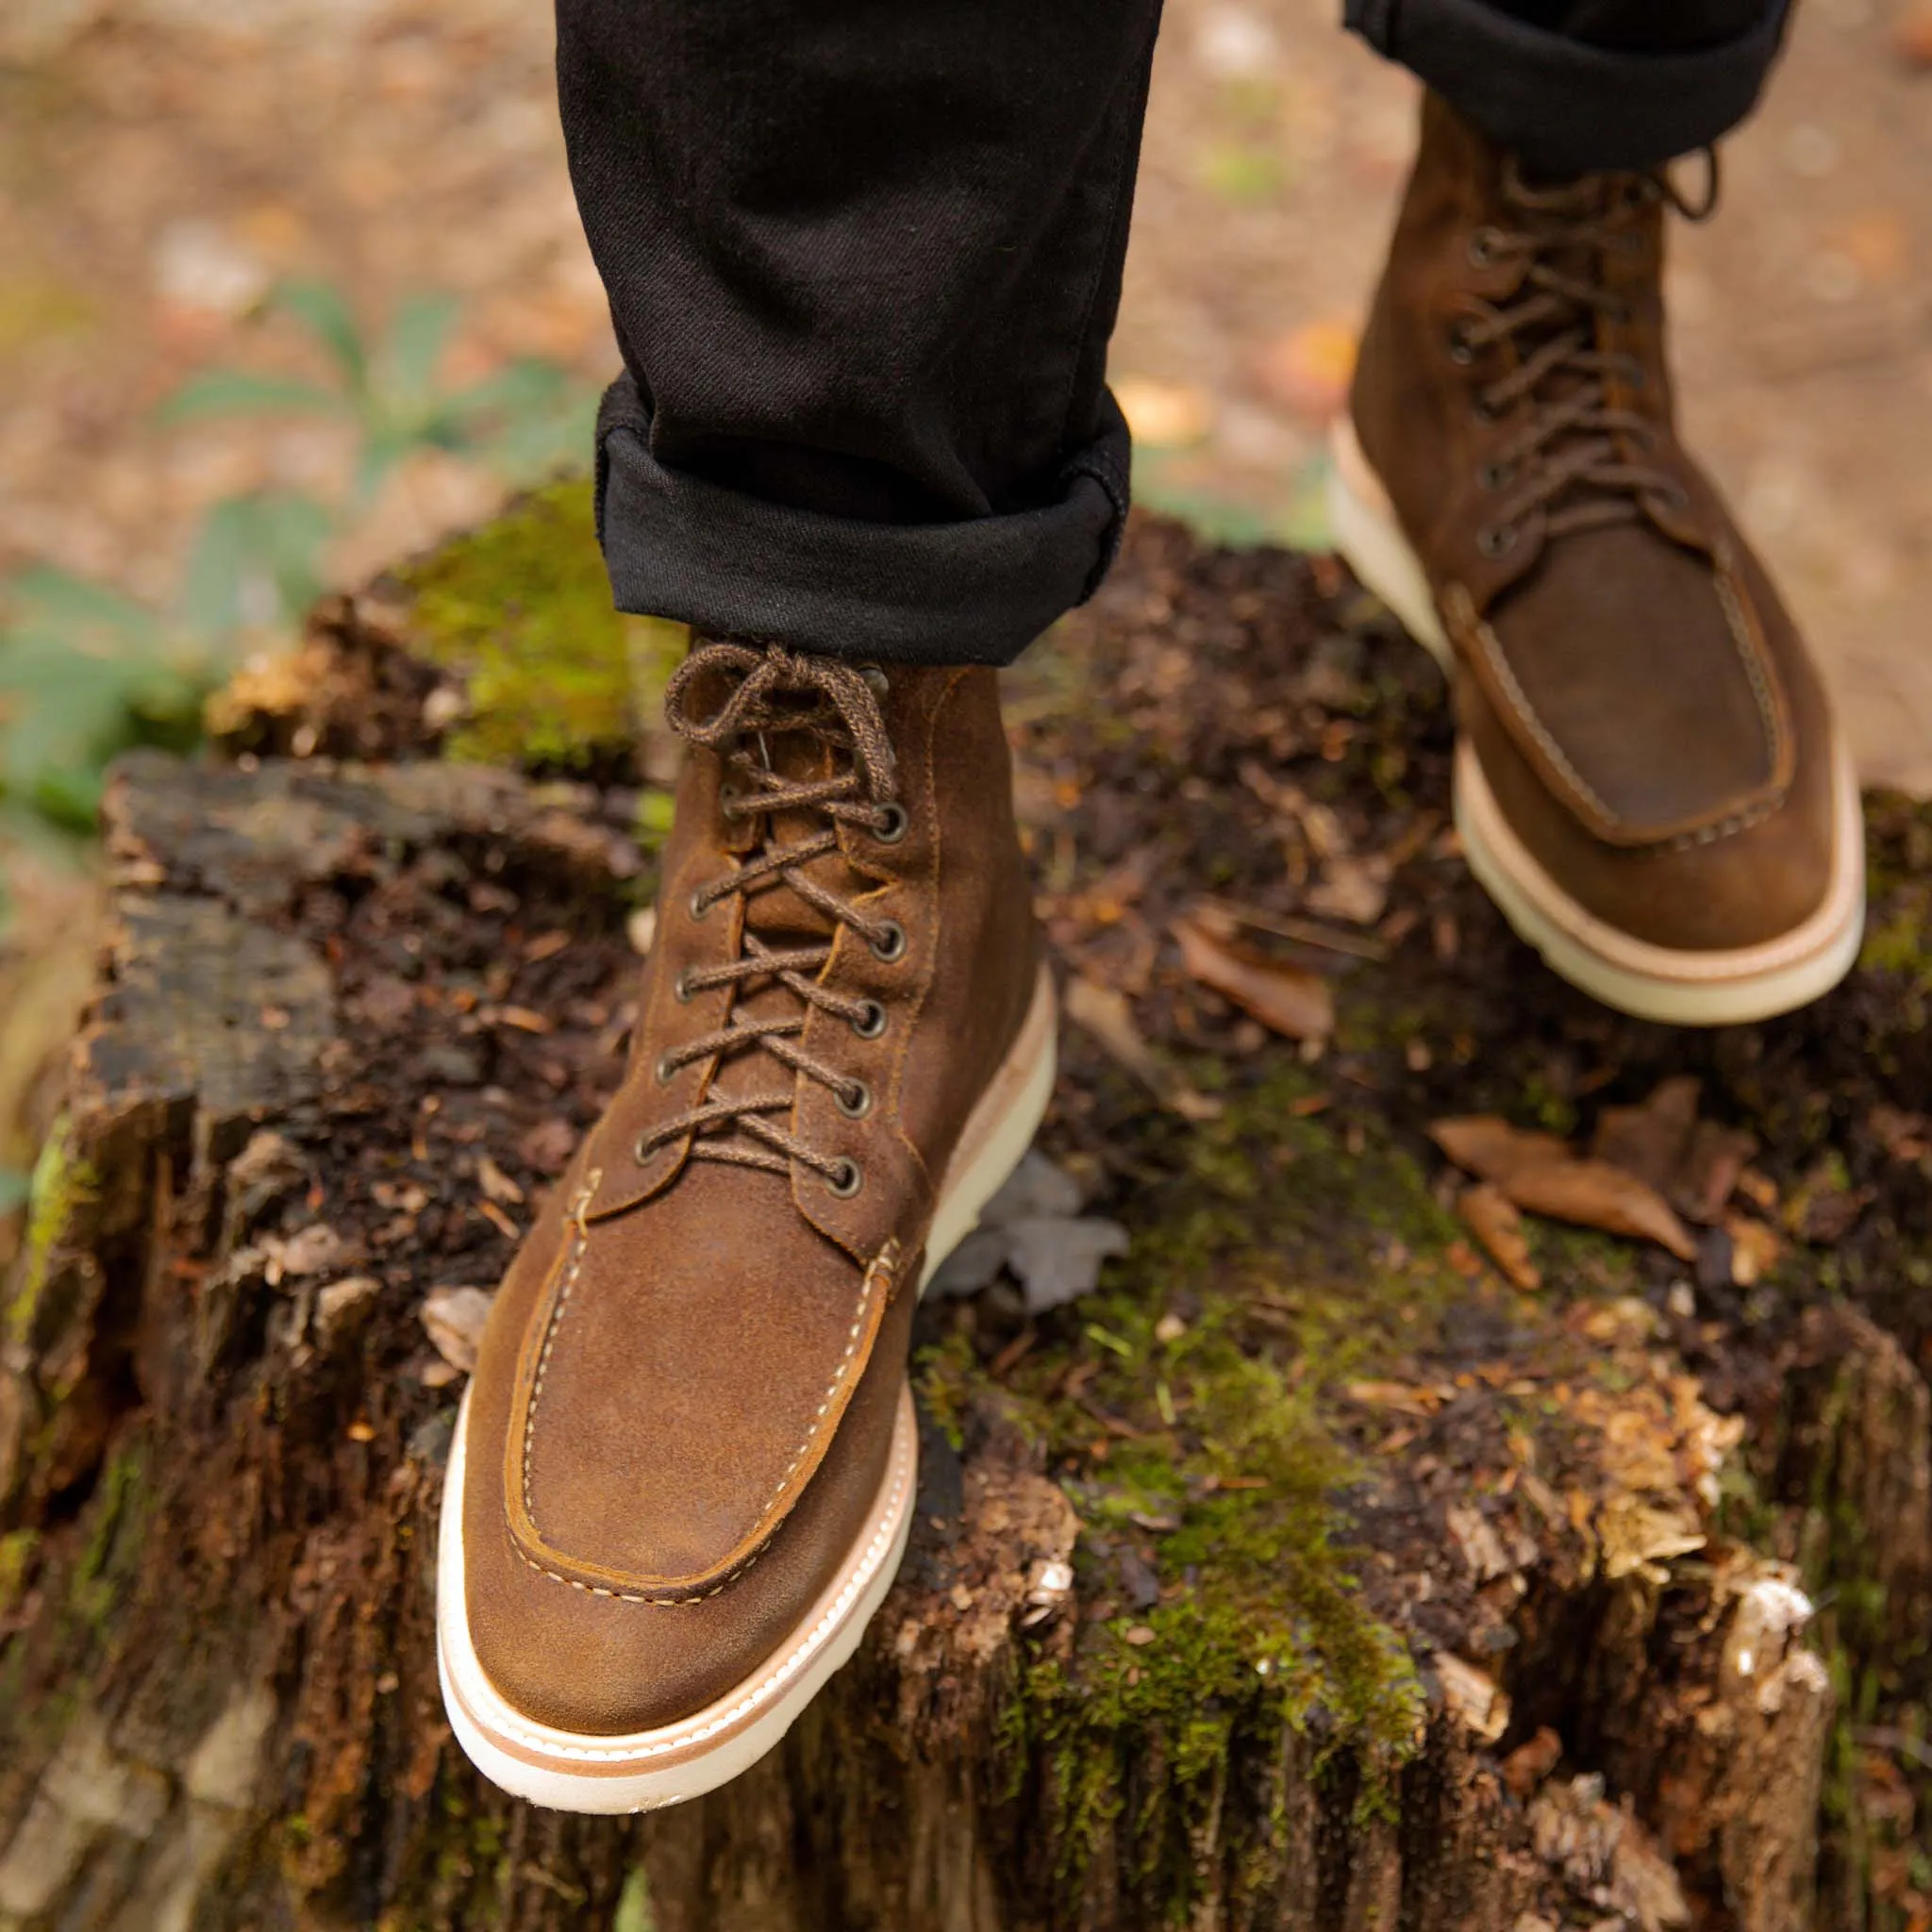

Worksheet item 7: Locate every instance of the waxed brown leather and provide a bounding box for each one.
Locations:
[1350,95,1839,952]
[461,654,1038,1735]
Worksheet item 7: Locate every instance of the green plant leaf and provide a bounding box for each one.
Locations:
[181,491,334,641]
[156,370,347,425]
[272,279,368,390]
[7,566,158,644]
[381,291,462,407]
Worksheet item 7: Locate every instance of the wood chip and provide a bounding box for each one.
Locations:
[1173,915,1333,1041]
[1458,1183,1541,1291]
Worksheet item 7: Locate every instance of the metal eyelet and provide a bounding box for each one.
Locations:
[689,889,710,922]
[1477,525,1519,558]
[874,802,909,845]
[1467,226,1503,268]
[851,1000,888,1040]
[1446,327,1476,367]
[674,969,694,1004]
[633,1133,655,1165]
[655,1052,676,1084]
[870,920,908,964]
[1478,461,1511,491]
[858,664,890,698]
[1471,393,1501,425]
[824,1158,863,1199]
[1651,483,1690,513]
[837,1079,873,1120]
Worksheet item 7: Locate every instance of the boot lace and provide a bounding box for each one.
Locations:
[637,641,907,1195]
[1457,152,1720,560]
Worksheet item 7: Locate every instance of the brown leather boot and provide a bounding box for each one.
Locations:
[1329,95,1863,1025]
[437,641,1054,1812]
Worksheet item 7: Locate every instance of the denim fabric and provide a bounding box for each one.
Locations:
[557,0,1790,666]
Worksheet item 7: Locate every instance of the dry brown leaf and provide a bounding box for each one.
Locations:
[1344,1379,1441,1416]
[1428,1114,1571,1185]
[1591,1075,1700,1195]
[1458,1183,1541,1291]
[1173,915,1333,1041]
[476,1154,525,1207]
[1503,1158,1698,1262]
[1065,975,1221,1122]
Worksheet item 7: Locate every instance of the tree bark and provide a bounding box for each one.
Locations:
[1,505,1926,1930]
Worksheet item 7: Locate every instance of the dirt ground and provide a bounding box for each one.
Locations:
[0,0,1929,792]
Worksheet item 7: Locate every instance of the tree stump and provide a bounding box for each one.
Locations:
[1,492,1928,1931]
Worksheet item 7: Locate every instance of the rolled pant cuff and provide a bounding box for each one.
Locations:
[1346,0,1790,175]
[592,375,1132,669]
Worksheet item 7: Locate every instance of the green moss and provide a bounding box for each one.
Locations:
[958,1066,1457,1913]
[394,480,689,770]
[68,1445,145,1633]
[6,1117,97,1352]
[0,1529,38,1616]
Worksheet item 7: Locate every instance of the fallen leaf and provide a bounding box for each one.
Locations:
[1066,975,1222,1120]
[1599,1495,1706,1582]
[1173,915,1333,1040]
[1591,1075,1700,1195]
[476,1155,525,1207]
[1504,1159,1698,1262]
[1007,1215,1131,1314]
[1122,1624,1158,1647]
[1675,1118,1758,1224]
[421,1286,496,1374]
[1304,855,1390,925]
[1344,1379,1441,1416]
[979,1148,1083,1224]
[1428,1115,1571,1185]
[275,1224,350,1279]
[1458,1183,1541,1291]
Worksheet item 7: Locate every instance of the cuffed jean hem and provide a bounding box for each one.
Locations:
[1345,0,1791,174]
[592,375,1133,668]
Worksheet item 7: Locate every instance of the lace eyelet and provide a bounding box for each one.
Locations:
[633,1133,655,1165]
[873,802,909,845]
[870,920,908,964]
[674,969,694,1004]
[1478,461,1511,491]
[851,999,888,1040]
[1477,525,1519,558]
[858,664,891,698]
[1467,226,1503,269]
[689,889,710,922]
[1471,393,1502,425]
[1447,327,1476,368]
[824,1158,864,1199]
[837,1079,874,1120]
[1651,483,1690,513]
[655,1052,676,1085]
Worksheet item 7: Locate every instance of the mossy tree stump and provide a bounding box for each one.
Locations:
[1,497,1929,1930]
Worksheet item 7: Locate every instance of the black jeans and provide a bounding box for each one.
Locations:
[558,0,1790,669]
